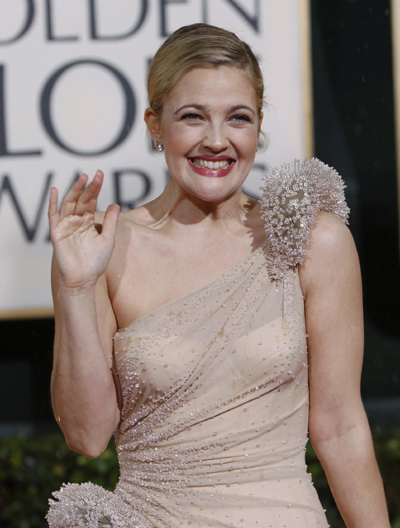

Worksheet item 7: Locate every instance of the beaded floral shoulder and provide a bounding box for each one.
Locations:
[259,157,350,280]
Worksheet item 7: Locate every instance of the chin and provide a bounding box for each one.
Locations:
[191,185,239,204]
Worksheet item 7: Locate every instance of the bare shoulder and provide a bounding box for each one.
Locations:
[299,211,360,299]
[95,207,153,245]
[303,211,355,258]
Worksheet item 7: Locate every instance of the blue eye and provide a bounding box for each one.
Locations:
[232,114,251,122]
[182,113,202,120]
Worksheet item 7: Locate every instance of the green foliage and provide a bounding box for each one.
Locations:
[0,429,399,527]
[0,433,118,528]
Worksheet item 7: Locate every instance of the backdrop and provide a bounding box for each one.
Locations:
[0,0,312,316]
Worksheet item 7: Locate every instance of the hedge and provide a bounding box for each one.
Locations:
[0,428,399,527]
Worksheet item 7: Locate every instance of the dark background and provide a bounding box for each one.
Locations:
[0,0,399,436]
[310,0,400,426]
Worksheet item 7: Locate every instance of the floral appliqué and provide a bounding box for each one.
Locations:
[260,157,350,280]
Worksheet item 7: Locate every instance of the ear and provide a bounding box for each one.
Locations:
[258,112,264,133]
[144,107,162,142]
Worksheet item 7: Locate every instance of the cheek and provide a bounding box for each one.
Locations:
[163,125,198,152]
[233,129,258,154]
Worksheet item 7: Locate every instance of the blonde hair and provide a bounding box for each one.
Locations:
[147,23,265,118]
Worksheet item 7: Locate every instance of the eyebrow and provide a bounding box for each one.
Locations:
[174,104,256,115]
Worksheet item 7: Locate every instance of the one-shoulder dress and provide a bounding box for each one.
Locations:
[47,158,350,528]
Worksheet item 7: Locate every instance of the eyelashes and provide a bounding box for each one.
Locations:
[180,113,252,123]
[231,114,251,122]
[181,113,202,120]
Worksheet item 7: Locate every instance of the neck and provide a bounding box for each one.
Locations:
[144,178,258,234]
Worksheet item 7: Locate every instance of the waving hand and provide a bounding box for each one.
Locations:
[48,170,120,291]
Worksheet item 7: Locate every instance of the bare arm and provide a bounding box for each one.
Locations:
[299,212,390,528]
[49,171,121,458]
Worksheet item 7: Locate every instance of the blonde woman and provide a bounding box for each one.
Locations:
[47,24,390,528]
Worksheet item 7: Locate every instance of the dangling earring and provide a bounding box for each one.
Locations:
[155,141,164,152]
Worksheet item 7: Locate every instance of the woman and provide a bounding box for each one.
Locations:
[46,24,390,528]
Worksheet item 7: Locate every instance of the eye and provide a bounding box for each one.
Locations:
[181,113,202,121]
[231,114,251,123]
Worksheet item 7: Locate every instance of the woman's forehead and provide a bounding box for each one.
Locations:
[164,66,258,109]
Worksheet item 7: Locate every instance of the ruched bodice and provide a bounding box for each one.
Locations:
[47,158,350,528]
[111,245,327,527]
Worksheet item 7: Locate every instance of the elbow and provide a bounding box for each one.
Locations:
[66,438,107,459]
[309,417,345,452]
[309,406,371,455]
[63,432,110,459]
[53,404,120,459]
[80,448,105,460]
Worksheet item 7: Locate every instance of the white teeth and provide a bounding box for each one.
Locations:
[191,159,232,169]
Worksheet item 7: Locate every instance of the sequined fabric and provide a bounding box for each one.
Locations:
[260,157,349,280]
[46,482,144,527]
[47,158,349,528]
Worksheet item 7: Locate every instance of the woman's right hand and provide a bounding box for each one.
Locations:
[48,170,120,291]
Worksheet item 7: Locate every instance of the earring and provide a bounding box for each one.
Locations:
[155,141,164,152]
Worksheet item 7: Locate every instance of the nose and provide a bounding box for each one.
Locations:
[203,122,229,153]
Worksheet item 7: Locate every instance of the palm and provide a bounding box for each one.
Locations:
[48,172,120,289]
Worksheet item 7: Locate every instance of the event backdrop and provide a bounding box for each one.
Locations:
[0,0,312,317]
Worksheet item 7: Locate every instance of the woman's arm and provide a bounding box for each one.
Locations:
[299,212,390,528]
[49,171,121,458]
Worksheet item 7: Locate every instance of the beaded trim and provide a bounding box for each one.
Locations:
[46,482,148,527]
[260,157,350,280]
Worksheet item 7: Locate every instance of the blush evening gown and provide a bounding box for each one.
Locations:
[46,158,350,528]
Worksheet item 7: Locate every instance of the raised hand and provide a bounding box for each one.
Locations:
[48,170,120,291]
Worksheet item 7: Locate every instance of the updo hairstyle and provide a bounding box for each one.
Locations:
[147,23,265,119]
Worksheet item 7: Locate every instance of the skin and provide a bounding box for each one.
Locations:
[49,66,390,527]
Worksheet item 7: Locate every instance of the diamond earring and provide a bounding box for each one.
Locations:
[155,141,164,151]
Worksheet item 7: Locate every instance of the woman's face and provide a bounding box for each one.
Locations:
[147,66,262,203]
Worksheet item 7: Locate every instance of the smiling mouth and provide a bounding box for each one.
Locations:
[190,158,234,170]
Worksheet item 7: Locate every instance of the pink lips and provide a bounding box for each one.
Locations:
[188,158,235,178]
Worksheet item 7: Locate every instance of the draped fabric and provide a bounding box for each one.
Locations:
[47,158,349,528]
